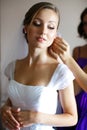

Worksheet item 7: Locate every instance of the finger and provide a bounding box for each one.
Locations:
[52,43,63,54]
[1,107,20,129]
[49,47,59,59]
[12,108,21,119]
[7,110,20,125]
[62,39,68,46]
[55,36,62,40]
[12,108,21,114]
[4,120,20,130]
[12,112,24,127]
[2,110,20,128]
[54,40,67,51]
[7,115,20,127]
[4,118,20,130]
[55,37,68,46]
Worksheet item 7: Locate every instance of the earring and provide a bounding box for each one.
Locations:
[24,30,27,34]
[23,28,27,34]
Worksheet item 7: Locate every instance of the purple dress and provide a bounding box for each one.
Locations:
[75,57,87,130]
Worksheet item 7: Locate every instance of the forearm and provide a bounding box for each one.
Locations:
[65,56,87,91]
[33,111,77,127]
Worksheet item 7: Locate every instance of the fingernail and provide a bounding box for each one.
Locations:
[17,108,21,111]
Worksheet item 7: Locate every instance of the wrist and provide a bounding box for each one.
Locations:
[64,55,72,65]
[30,111,41,124]
[65,56,75,71]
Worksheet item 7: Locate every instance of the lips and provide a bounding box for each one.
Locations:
[36,36,46,42]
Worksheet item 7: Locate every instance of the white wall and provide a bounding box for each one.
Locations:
[1,0,87,104]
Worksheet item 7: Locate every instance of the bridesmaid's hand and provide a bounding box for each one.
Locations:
[49,37,71,63]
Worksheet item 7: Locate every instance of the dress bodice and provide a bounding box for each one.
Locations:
[8,80,58,114]
[8,80,59,130]
[5,61,74,130]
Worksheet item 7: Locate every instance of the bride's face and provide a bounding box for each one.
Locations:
[25,8,59,49]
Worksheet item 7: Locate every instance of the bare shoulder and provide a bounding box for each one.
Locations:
[82,44,87,48]
[80,44,87,57]
[73,44,87,60]
[82,44,87,51]
[73,46,80,60]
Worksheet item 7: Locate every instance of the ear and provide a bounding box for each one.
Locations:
[23,26,27,34]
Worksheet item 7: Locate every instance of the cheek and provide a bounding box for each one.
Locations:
[48,34,56,46]
[27,26,37,36]
[27,28,34,36]
[49,32,56,41]
[26,29,35,43]
[27,29,37,42]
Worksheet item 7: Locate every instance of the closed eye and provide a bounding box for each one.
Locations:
[48,26,55,30]
[32,21,41,27]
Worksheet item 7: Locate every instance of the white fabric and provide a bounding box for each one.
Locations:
[5,61,75,130]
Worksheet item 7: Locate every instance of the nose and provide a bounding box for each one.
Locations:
[40,24,48,35]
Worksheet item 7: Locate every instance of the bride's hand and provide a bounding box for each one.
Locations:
[1,105,20,130]
[13,109,36,127]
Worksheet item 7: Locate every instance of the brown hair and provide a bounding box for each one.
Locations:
[78,8,87,39]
